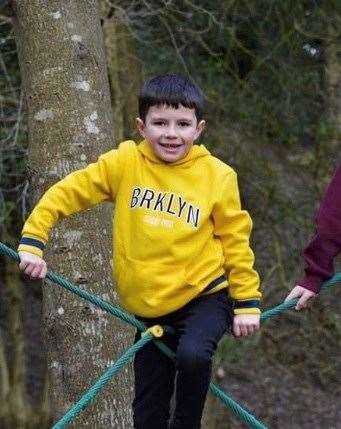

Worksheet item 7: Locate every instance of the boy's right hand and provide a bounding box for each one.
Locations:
[18,251,47,279]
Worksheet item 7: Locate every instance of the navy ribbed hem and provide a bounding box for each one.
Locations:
[200,274,226,294]
[20,237,45,250]
[235,299,260,309]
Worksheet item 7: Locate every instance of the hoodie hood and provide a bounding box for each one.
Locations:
[137,139,210,166]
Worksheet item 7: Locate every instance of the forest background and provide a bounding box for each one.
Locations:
[0,1,340,428]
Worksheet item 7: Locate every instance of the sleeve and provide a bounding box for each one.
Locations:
[299,165,341,293]
[17,148,124,257]
[212,170,261,315]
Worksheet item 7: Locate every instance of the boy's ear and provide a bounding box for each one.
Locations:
[136,117,145,138]
[195,120,206,140]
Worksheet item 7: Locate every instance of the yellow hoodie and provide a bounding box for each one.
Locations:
[18,140,261,317]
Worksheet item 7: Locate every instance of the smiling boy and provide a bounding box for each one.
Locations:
[18,74,261,429]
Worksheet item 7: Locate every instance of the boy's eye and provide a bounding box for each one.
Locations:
[153,121,166,126]
[179,121,190,127]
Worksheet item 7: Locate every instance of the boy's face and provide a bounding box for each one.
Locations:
[136,104,205,163]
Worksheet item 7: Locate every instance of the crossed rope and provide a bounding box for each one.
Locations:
[1,241,339,429]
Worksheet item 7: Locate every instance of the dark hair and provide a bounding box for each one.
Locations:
[138,73,205,122]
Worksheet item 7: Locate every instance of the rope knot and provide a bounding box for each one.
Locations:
[142,324,164,338]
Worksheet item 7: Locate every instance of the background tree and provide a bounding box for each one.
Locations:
[0,4,36,427]
[100,1,141,142]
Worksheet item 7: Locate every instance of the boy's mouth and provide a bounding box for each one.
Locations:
[159,143,182,148]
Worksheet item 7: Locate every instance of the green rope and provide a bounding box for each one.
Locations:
[1,242,268,427]
[261,272,341,322]
[52,333,154,429]
[1,241,340,429]
[209,383,267,429]
[0,243,146,333]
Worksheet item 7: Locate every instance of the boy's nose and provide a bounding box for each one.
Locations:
[164,125,177,139]
[164,133,177,139]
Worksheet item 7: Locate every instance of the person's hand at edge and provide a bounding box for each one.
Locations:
[284,285,316,311]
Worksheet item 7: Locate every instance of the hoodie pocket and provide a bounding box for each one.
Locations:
[115,252,192,305]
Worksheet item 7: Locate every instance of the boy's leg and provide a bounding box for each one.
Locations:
[133,325,178,429]
[170,290,233,429]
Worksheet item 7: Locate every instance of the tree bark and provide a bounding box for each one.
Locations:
[100,4,141,142]
[12,1,133,427]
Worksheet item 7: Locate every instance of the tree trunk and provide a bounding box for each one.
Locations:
[100,3,141,142]
[12,1,133,427]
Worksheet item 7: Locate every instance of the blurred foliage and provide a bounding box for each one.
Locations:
[110,0,340,146]
[0,3,27,238]
[0,4,47,428]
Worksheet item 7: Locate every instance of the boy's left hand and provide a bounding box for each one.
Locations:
[233,314,260,337]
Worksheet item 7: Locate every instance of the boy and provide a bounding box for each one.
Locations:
[285,165,341,310]
[18,74,261,429]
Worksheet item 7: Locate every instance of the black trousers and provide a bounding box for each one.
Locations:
[132,290,234,429]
